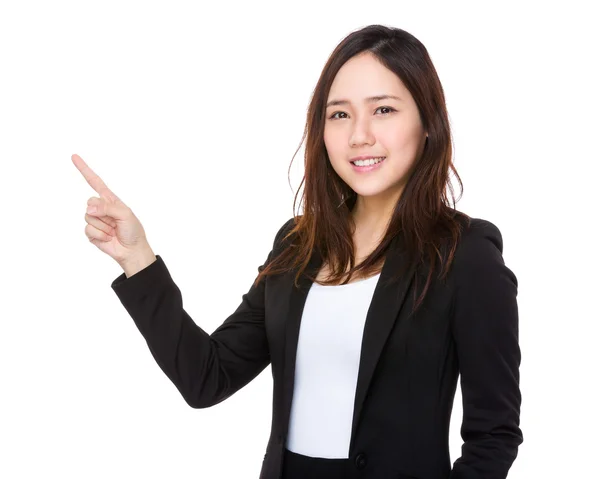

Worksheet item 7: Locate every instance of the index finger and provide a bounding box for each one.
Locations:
[71,154,120,201]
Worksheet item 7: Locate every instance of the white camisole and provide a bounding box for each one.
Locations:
[285,272,382,459]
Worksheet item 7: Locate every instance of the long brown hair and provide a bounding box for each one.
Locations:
[254,24,471,314]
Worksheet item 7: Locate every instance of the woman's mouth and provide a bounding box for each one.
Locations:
[350,156,386,172]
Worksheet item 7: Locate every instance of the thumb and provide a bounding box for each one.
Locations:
[87,198,131,220]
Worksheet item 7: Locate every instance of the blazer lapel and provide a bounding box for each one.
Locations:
[279,233,418,452]
[348,236,417,451]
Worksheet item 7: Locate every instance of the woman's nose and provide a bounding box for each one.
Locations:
[349,118,375,147]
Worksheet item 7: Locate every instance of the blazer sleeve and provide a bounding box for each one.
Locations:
[449,219,523,479]
[110,217,294,409]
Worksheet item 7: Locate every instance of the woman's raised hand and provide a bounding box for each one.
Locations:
[72,154,155,270]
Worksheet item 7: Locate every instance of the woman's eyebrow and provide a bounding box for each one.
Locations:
[326,94,402,108]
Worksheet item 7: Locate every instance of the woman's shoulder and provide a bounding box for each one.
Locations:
[269,216,300,255]
[456,214,504,256]
[274,216,298,241]
[450,213,513,285]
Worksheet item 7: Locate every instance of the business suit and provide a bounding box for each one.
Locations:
[111,215,523,479]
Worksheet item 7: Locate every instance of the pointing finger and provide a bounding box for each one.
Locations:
[72,154,120,202]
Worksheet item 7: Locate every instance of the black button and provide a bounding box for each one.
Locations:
[354,452,367,470]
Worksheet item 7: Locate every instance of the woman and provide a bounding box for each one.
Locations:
[74,24,523,479]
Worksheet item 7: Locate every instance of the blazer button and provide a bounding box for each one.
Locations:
[354,452,367,470]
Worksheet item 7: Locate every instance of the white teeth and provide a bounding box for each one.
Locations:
[352,157,385,166]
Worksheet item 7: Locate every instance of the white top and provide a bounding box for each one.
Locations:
[285,272,382,459]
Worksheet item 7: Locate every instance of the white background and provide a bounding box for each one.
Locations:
[1,0,598,477]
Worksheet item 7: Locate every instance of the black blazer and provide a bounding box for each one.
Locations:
[111,215,523,479]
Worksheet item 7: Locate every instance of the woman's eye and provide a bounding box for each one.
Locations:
[375,106,396,115]
[329,111,347,120]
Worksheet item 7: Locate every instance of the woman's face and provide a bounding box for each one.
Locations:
[324,51,427,204]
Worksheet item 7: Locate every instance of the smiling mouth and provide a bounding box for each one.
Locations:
[351,156,386,166]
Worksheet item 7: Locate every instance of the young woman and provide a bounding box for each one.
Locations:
[75,24,523,479]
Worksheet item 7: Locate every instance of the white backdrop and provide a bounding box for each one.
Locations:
[1,0,598,477]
